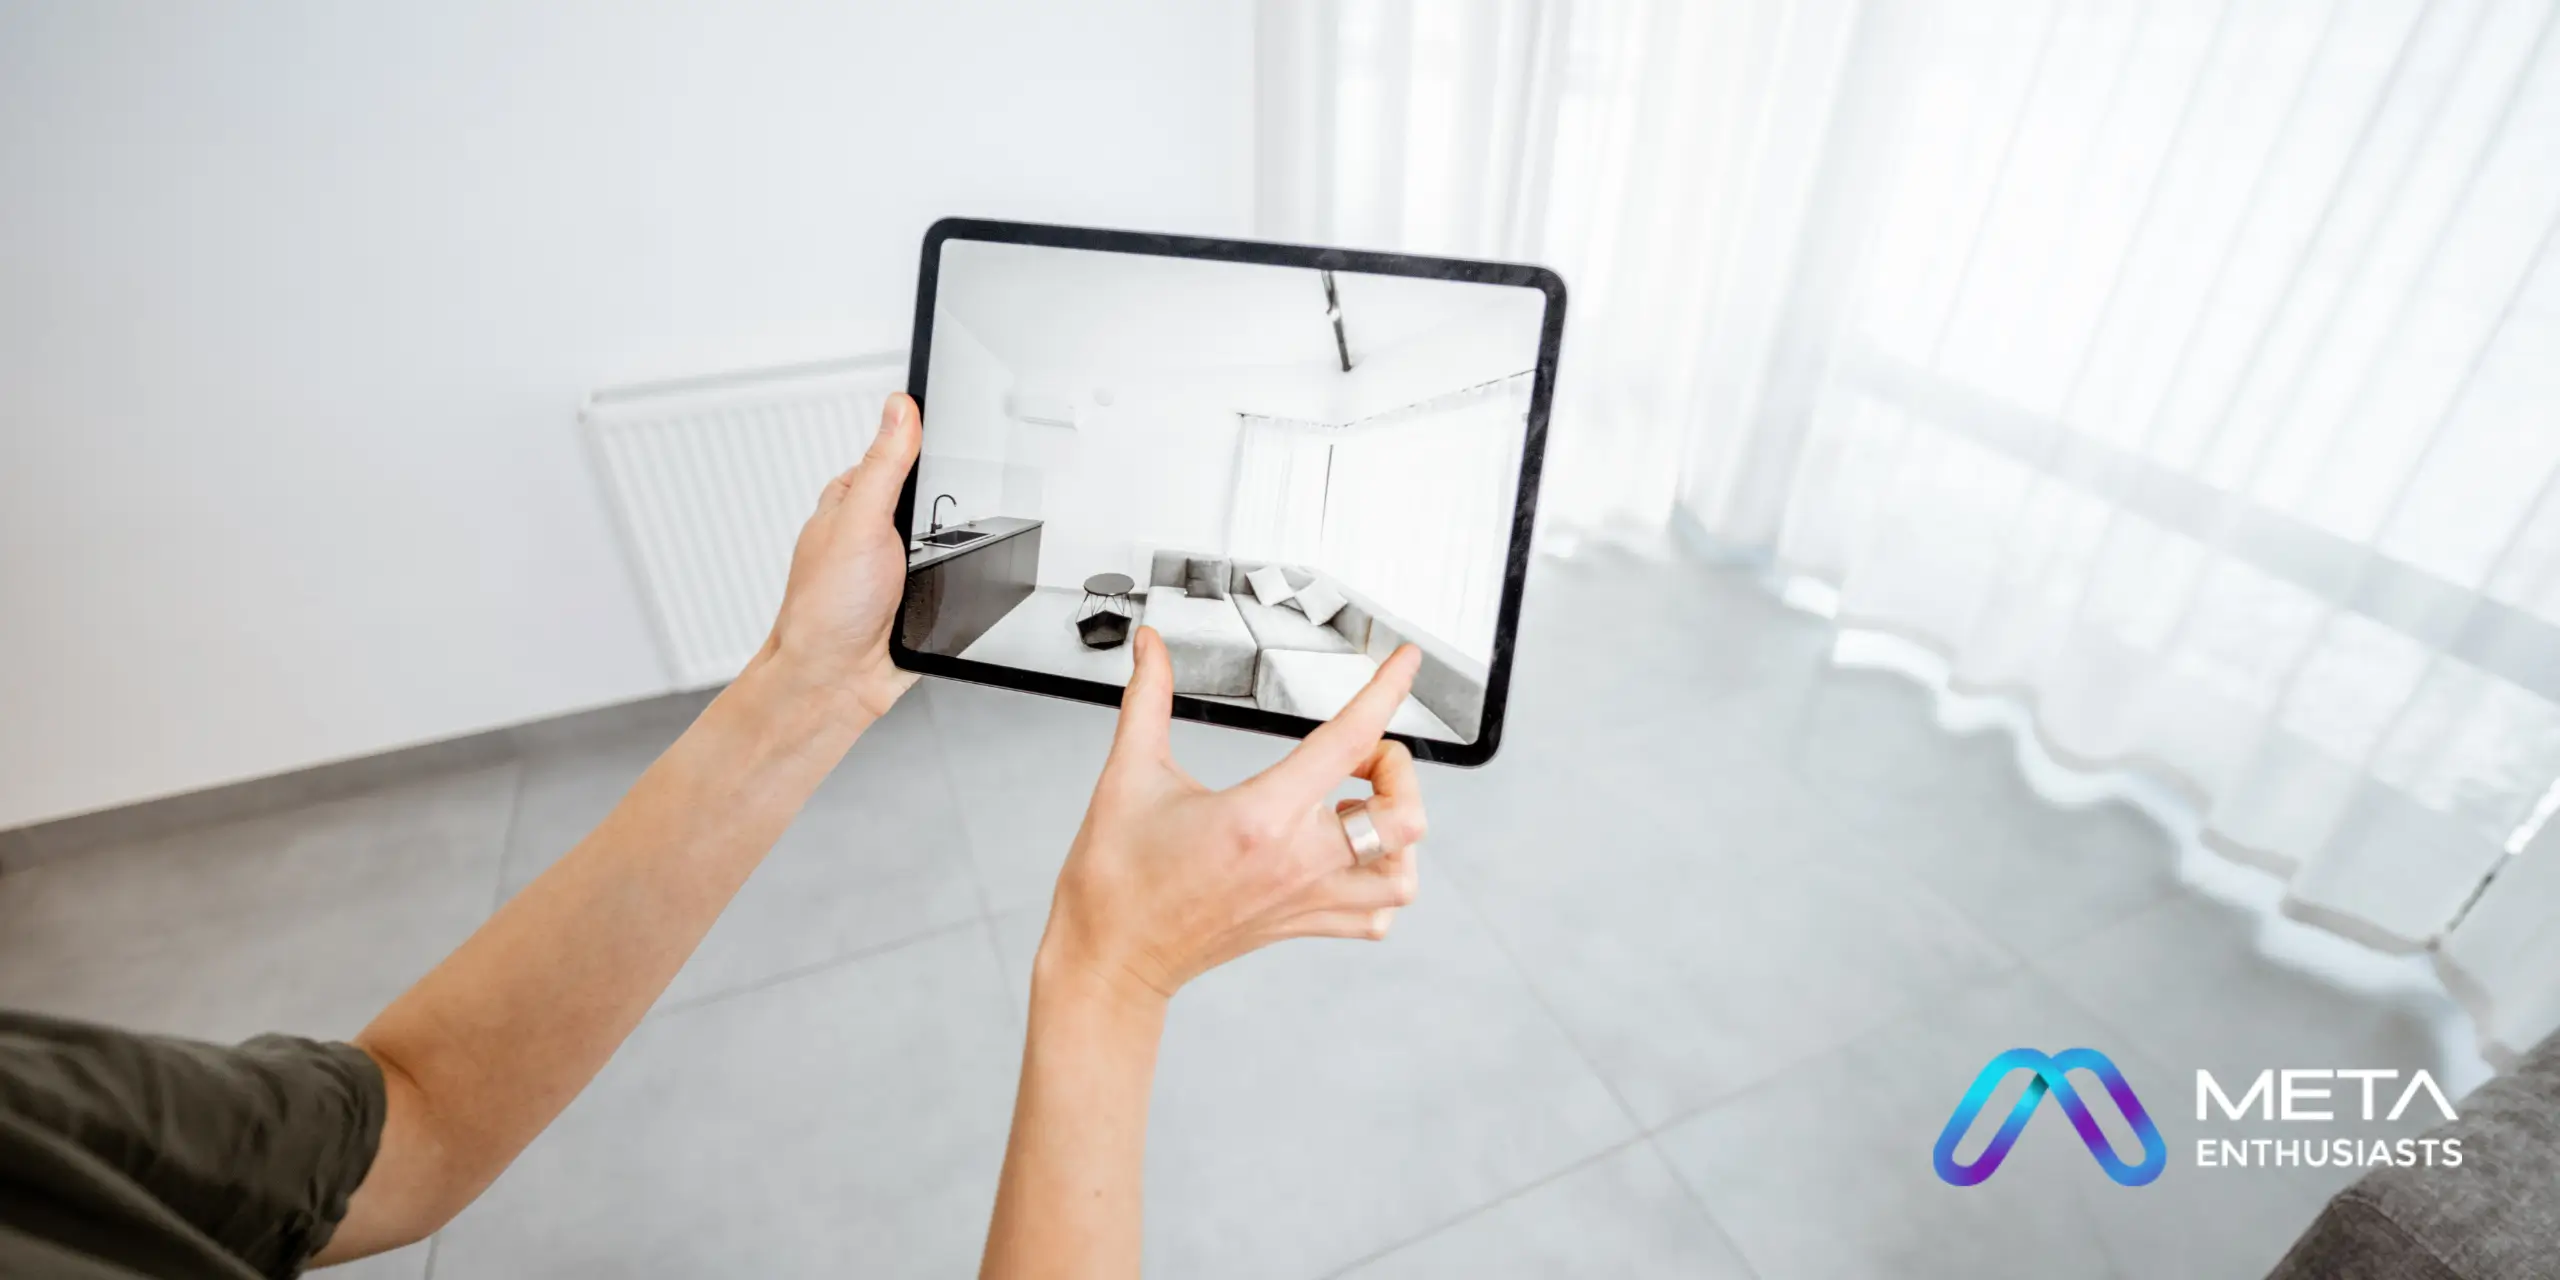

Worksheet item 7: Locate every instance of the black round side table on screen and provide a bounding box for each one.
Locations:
[1076,572,1136,649]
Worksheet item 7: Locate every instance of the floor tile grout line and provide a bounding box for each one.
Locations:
[1438,812,2054,1269]
[1619,966,2063,1280]
[915,687,1029,1022]
[1421,861,1763,1277]
[1814,786,2191,973]
[1623,951,2037,1146]
[1435,698,2041,1201]
[1430,861,1649,1137]
[1438,832,2032,1141]
[1310,1133,1650,1280]
[1812,810,2042,980]
[1634,1133,1767,1280]
[2019,919,2193,1081]
[434,725,964,1277]
[919,688,1004,930]
[646,915,987,1020]
[1307,1130,1769,1280]
[1614,997,2000,1276]
[980,914,1026,1024]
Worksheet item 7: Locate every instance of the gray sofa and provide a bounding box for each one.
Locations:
[1140,551,1490,742]
[2267,1029,2560,1278]
[1134,586,1259,699]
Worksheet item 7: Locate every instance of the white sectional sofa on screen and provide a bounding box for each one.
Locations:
[1138,550,1488,743]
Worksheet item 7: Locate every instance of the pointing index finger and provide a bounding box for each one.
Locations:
[1248,644,1421,806]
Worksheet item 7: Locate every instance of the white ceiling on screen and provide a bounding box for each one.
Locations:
[935,238,1528,380]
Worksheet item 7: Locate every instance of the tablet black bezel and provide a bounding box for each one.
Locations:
[891,217,1564,768]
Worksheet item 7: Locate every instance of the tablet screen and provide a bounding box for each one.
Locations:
[895,221,1560,766]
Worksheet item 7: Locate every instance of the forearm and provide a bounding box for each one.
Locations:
[327,652,870,1255]
[981,945,1168,1280]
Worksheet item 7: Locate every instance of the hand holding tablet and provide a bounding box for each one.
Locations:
[890,219,1564,766]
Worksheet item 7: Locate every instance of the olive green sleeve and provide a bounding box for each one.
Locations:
[0,1010,386,1279]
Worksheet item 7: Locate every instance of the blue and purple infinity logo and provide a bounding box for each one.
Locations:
[1933,1048,2166,1188]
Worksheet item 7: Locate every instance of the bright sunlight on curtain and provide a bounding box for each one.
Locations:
[1259,0,2560,1062]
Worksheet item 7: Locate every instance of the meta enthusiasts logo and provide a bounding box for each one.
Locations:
[1933,1048,2168,1188]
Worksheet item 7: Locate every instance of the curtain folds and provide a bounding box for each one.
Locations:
[1228,417,1335,566]
[1259,0,2560,1062]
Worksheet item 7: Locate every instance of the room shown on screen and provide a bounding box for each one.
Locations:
[901,239,1546,745]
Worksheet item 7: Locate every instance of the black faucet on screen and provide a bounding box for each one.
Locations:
[930,493,957,535]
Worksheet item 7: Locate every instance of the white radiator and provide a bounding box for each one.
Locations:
[583,353,908,689]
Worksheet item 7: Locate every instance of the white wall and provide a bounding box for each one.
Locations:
[0,0,1253,829]
[1029,386,1248,591]
[915,313,1044,533]
[918,323,1257,592]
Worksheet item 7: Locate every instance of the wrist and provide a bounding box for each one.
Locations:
[1031,928,1173,1026]
[754,633,914,727]
[720,650,877,760]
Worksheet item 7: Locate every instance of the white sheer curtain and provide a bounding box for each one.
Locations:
[1259,0,2560,1062]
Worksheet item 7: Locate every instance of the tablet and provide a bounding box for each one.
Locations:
[891,219,1563,767]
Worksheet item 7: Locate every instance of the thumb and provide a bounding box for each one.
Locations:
[1108,626,1175,766]
[844,393,921,518]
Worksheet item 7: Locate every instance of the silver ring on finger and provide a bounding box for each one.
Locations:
[1339,801,1388,867]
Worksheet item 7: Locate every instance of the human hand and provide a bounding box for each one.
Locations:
[1037,626,1429,1007]
[761,392,924,725]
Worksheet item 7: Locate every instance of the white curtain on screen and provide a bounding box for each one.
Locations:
[1230,376,1531,664]
[1259,0,2560,1062]
[1227,418,1334,566]
[1320,376,1531,663]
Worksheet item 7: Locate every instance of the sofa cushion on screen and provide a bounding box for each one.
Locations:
[1293,579,1349,626]
[1139,586,1256,696]
[1236,595,1357,655]
[1229,561,1315,596]
[1184,556,1232,600]
[1245,565,1297,609]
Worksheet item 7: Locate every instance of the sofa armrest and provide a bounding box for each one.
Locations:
[1319,585,1488,744]
[2269,1029,2560,1280]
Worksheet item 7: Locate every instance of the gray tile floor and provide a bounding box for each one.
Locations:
[0,551,2487,1278]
